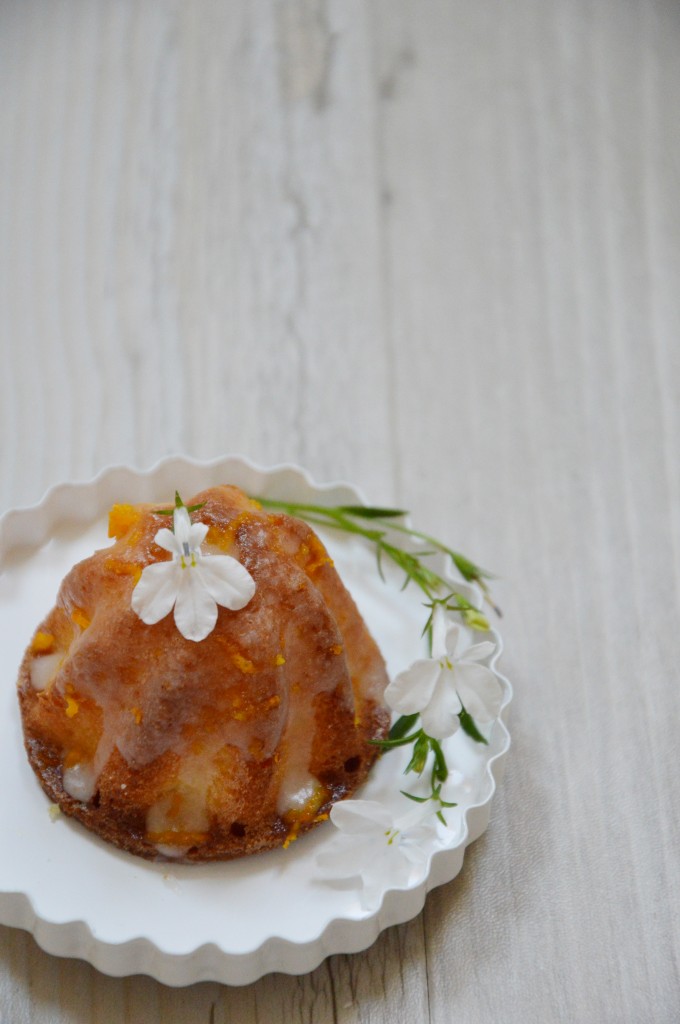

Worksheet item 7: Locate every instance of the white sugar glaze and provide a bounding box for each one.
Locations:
[29,652,62,691]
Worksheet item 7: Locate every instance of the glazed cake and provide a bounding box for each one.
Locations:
[17,486,390,861]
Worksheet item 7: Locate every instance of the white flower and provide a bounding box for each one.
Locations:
[316,799,437,907]
[384,607,501,740]
[131,505,256,642]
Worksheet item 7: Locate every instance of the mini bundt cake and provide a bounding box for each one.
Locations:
[17,485,390,861]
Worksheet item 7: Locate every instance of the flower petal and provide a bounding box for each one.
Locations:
[398,826,437,867]
[187,521,209,550]
[316,836,376,878]
[430,606,449,659]
[329,800,393,835]
[384,659,441,716]
[131,560,180,624]
[173,566,218,642]
[457,663,504,722]
[154,527,182,557]
[420,672,462,739]
[461,640,496,663]
[173,506,193,547]
[368,848,411,890]
[194,556,256,611]
[444,622,462,658]
[395,803,438,832]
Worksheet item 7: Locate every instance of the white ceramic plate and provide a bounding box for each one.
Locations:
[0,456,511,986]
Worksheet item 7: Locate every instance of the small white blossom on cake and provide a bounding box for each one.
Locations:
[316,800,437,907]
[132,504,256,642]
[384,607,501,740]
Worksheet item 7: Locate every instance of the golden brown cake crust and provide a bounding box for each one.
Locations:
[18,486,390,862]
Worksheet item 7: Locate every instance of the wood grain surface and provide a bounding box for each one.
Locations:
[1,1,679,1021]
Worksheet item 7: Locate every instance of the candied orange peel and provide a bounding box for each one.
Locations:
[31,631,55,653]
[108,503,141,539]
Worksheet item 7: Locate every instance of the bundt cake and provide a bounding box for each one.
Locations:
[17,485,390,861]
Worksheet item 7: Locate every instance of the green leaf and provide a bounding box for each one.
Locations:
[449,551,493,583]
[368,732,420,749]
[431,783,457,809]
[400,790,429,803]
[153,499,206,517]
[375,543,387,583]
[405,733,429,775]
[458,706,488,745]
[338,505,407,519]
[429,738,449,783]
[389,713,420,741]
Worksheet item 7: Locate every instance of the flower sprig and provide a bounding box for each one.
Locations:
[372,716,458,824]
[371,611,501,820]
[254,497,502,825]
[254,498,500,621]
[421,592,491,651]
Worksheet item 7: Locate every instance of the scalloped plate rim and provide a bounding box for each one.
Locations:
[0,454,512,986]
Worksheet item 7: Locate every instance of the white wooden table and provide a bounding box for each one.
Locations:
[1,2,679,1021]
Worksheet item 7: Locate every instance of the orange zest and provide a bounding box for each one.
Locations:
[71,607,90,630]
[64,695,79,718]
[103,558,142,584]
[231,652,255,674]
[32,631,55,653]
[108,504,141,539]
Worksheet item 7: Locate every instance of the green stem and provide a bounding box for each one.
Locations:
[255,496,500,614]
[256,498,449,598]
